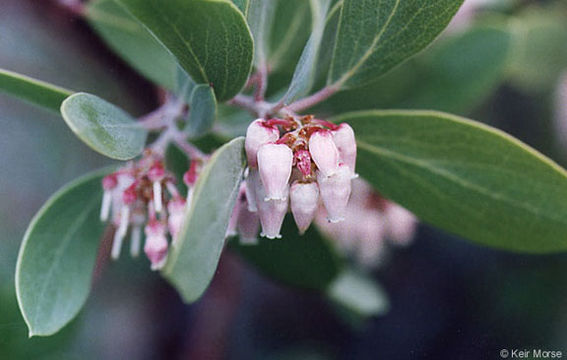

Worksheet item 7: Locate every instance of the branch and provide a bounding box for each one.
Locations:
[284,85,339,114]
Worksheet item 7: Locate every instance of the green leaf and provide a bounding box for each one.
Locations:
[186,84,217,137]
[234,216,342,290]
[85,0,188,91]
[247,0,277,68]
[0,69,72,113]
[327,270,389,318]
[60,92,148,161]
[335,110,567,253]
[163,137,246,303]
[321,24,513,115]
[283,0,332,103]
[116,0,254,101]
[231,0,250,15]
[267,0,312,72]
[16,170,107,336]
[328,0,463,89]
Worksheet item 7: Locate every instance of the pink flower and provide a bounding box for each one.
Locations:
[290,181,319,234]
[144,221,168,271]
[294,150,312,177]
[332,123,357,173]
[256,182,288,239]
[257,143,293,201]
[167,197,186,243]
[309,129,339,177]
[384,203,417,246]
[317,163,352,223]
[354,210,387,267]
[245,119,280,168]
[244,168,260,212]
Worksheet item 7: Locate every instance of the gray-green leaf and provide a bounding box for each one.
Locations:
[185,84,217,137]
[0,69,72,113]
[85,0,188,91]
[247,0,277,68]
[16,170,107,336]
[163,137,246,303]
[321,24,513,115]
[116,0,254,102]
[61,92,148,161]
[334,110,567,253]
[328,0,463,89]
[283,0,331,103]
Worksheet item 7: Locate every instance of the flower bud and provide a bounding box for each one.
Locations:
[184,160,200,187]
[290,181,319,234]
[294,150,312,178]
[257,143,293,201]
[384,203,417,246]
[245,119,280,168]
[309,130,339,177]
[318,163,352,223]
[332,123,357,173]
[256,182,288,239]
[144,221,168,270]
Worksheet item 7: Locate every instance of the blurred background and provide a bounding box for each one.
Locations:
[1,0,567,358]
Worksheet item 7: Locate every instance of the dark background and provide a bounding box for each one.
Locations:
[1,0,566,359]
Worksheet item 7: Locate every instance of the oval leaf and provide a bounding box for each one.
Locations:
[320,24,513,115]
[233,216,342,290]
[163,137,246,303]
[334,110,567,253]
[0,69,72,113]
[186,84,217,137]
[61,93,148,160]
[328,0,463,89]
[116,0,254,101]
[85,0,188,91]
[16,170,107,336]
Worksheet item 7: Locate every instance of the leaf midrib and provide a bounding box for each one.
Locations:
[330,0,401,87]
[357,140,567,226]
[150,1,209,83]
[31,195,99,332]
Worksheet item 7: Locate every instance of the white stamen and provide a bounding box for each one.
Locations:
[130,225,142,257]
[118,206,130,238]
[153,181,163,213]
[111,229,125,260]
[100,191,112,221]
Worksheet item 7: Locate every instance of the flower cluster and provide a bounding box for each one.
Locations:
[100,151,199,270]
[315,178,418,267]
[230,116,358,240]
